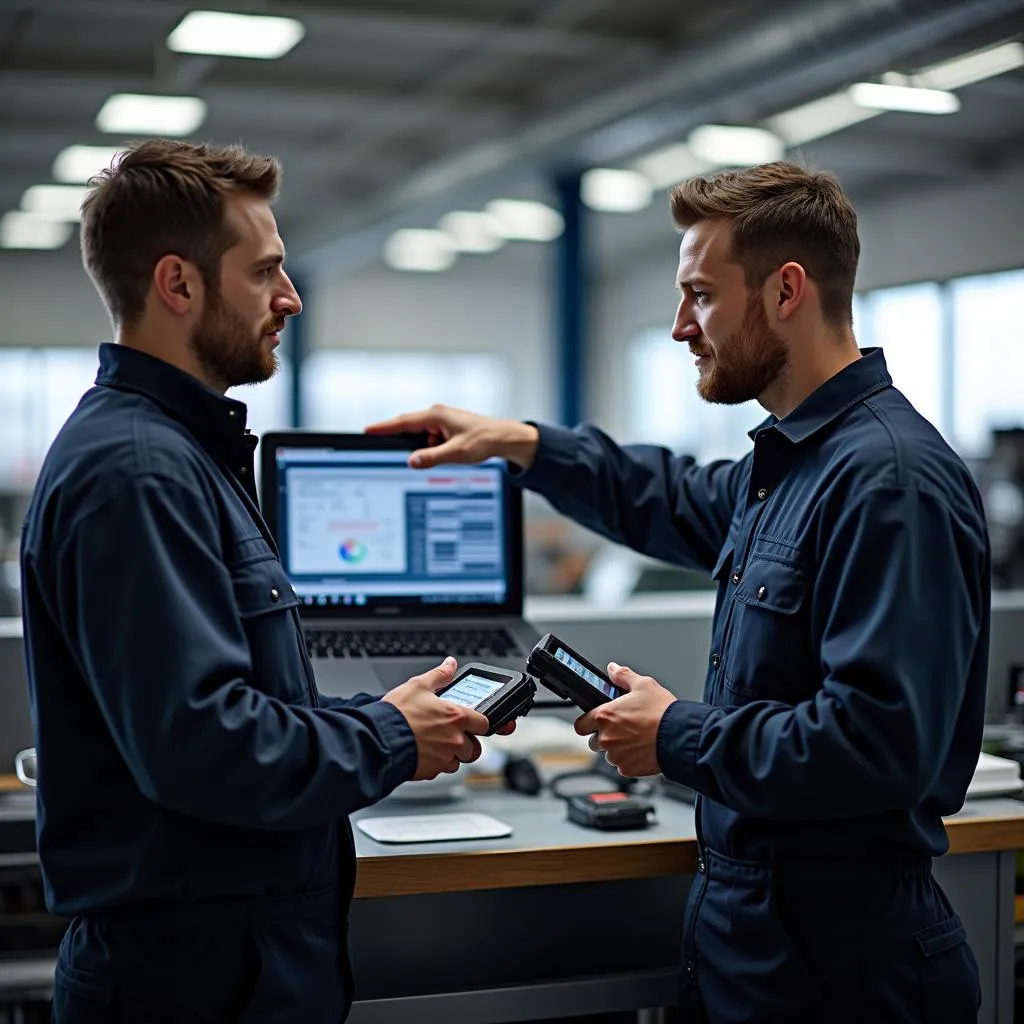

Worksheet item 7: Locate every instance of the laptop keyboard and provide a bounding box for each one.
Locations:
[305,627,521,660]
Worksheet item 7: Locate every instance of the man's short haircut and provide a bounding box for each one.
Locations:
[80,139,281,328]
[670,160,859,326]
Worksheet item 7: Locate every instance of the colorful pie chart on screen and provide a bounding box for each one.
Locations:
[339,539,367,564]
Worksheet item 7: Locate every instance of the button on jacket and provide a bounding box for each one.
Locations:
[517,349,990,862]
[21,343,417,916]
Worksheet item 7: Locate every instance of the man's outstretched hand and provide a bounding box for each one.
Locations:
[366,405,539,470]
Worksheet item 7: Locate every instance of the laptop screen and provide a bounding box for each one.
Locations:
[262,435,522,618]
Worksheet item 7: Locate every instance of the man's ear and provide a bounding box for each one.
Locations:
[774,261,808,322]
[152,255,203,316]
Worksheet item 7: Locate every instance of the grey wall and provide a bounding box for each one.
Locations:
[0,249,111,349]
[853,165,1024,293]
[0,235,558,425]
[309,244,557,424]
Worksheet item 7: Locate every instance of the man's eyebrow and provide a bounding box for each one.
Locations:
[253,251,286,268]
[676,277,714,291]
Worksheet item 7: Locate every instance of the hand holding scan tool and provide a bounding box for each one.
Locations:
[435,662,535,735]
[575,663,679,779]
[382,658,492,780]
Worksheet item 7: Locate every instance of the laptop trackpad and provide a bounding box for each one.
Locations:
[313,659,387,698]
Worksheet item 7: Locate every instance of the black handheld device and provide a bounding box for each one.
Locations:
[526,633,625,713]
[436,662,535,735]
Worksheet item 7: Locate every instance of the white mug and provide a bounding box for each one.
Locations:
[14,747,37,788]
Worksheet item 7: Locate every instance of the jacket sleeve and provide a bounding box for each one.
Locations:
[656,485,989,818]
[51,473,418,831]
[514,423,747,574]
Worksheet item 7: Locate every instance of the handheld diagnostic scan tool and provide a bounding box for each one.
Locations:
[437,663,536,735]
[526,633,625,713]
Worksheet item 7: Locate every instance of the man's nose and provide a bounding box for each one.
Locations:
[275,274,302,317]
[672,307,700,342]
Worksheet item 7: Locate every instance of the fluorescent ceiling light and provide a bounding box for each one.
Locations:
[1,211,73,250]
[687,125,784,167]
[848,82,960,115]
[581,168,652,213]
[437,211,505,254]
[485,199,564,242]
[53,145,124,183]
[383,229,456,273]
[765,91,883,145]
[630,143,712,190]
[912,41,1024,90]
[20,184,90,221]
[167,10,305,59]
[96,93,206,135]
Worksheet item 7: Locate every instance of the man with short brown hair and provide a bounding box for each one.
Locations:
[371,161,990,1022]
[21,139,497,1022]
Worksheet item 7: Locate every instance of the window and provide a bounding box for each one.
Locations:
[0,347,100,489]
[852,293,871,348]
[37,348,102,456]
[860,283,945,432]
[626,327,765,462]
[0,347,294,490]
[0,350,37,488]
[300,350,511,431]
[950,268,1024,457]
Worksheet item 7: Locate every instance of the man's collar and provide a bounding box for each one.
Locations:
[748,348,892,444]
[95,342,251,455]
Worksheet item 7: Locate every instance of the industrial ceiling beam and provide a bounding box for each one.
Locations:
[0,0,659,60]
[0,63,517,120]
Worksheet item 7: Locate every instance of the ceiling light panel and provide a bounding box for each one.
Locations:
[687,125,785,167]
[383,229,456,273]
[581,168,652,213]
[167,10,305,59]
[485,200,564,242]
[53,145,124,184]
[913,41,1024,90]
[1,212,74,250]
[96,94,207,136]
[438,211,505,254]
[765,91,883,146]
[20,185,90,221]
[848,82,960,114]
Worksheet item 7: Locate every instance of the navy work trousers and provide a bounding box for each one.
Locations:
[51,885,351,1023]
[678,849,981,1024]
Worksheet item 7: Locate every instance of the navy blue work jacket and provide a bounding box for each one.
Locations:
[20,343,417,916]
[518,349,990,861]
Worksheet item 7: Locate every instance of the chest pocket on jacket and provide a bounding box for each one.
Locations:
[230,554,311,706]
[723,555,814,704]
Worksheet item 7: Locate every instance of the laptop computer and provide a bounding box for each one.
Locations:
[259,431,542,698]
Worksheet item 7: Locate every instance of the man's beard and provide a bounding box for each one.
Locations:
[695,292,788,406]
[189,291,282,391]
